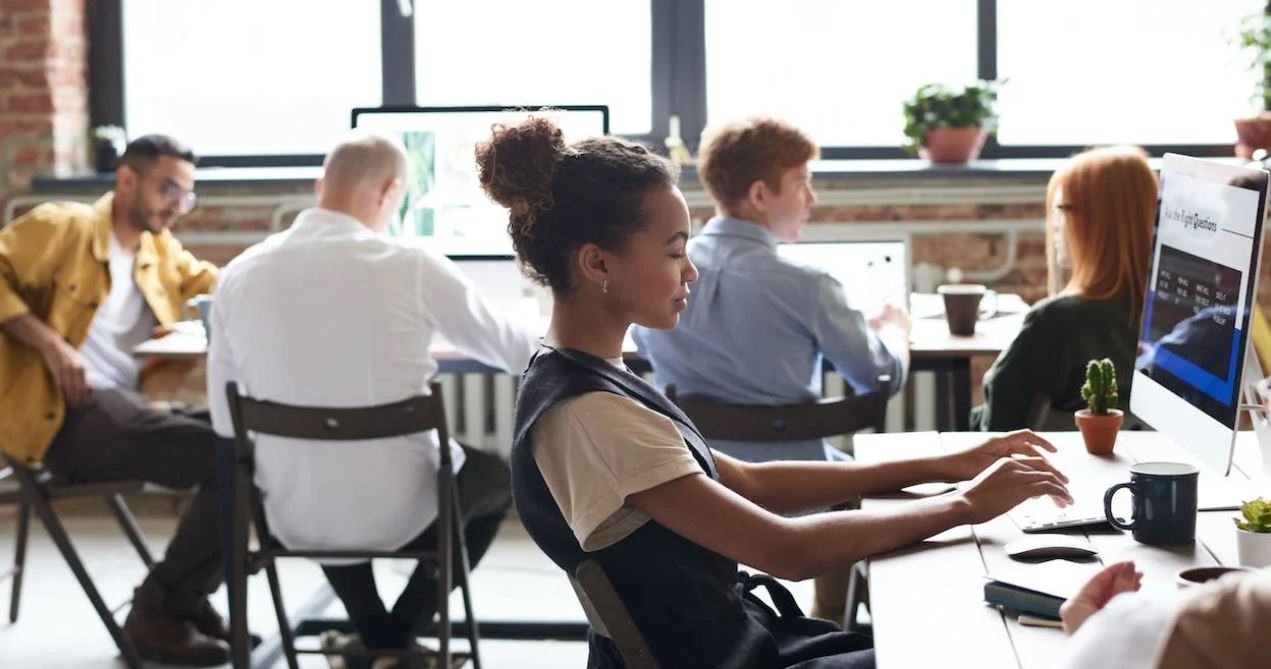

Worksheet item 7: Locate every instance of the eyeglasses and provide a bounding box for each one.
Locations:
[157,181,198,214]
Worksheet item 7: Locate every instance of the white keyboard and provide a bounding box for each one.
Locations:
[1009,501,1117,533]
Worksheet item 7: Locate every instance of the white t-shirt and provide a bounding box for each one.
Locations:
[1063,589,1176,669]
[530,362,704,551]
[80,232,155,390]
[207,208,539,561]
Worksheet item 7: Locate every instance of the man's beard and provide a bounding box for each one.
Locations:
[129,208,161,234]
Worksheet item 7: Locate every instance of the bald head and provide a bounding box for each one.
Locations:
[317,132,409,231]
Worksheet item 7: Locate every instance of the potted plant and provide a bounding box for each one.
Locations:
[1235,497,1271,567]
[901,82,998,164]
[91,125,126,173]
[1233,11,1271,158]
[1075,358,1123,455]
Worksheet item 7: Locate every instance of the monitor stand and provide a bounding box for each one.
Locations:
[1239,350,1271,482]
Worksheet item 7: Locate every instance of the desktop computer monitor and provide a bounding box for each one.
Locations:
[350,105,609,257]
[776,240,910,316]
[1130,153,1269,476]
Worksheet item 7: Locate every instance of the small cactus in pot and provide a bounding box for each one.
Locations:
[1075,358,1124,455]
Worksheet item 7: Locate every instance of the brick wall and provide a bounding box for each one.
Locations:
[0,0,89,206]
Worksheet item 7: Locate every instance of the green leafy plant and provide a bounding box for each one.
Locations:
[901,81,999,156]
[1234,11,1271,112]
[1235,497,1271,533]
[1079,358,1119,415]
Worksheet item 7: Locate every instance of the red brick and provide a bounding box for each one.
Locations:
[0,119,53,137]
[8,93,53,113]
[5,40,50,61]
[16,16,49,36]
[4,0,55,13]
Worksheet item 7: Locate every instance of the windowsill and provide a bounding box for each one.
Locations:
[30,156,1249,191]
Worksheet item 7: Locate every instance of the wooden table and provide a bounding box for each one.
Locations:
[135,293,1029,430]
[856,431,1261,669]
[909,293,1027,430]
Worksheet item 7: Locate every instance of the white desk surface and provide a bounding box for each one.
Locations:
[857,431,1265,669]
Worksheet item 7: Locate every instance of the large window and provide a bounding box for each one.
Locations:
[413,0,652,135]
[101,0,1269,164]
[996,0,1261,147]
[122,0,381,158]
[706,1,977,147]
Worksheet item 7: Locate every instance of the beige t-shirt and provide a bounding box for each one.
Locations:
[530,369,704,552]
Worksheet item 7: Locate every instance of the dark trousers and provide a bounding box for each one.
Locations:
[320,445,512,650]
[43,388,223,617]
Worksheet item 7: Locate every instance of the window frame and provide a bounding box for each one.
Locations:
[91,0,1249,167]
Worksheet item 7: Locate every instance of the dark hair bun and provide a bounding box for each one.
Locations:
[475,116,568,220]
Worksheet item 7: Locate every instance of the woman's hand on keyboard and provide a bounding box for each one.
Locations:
[942,429,1067,483]
[956,456,1074,524]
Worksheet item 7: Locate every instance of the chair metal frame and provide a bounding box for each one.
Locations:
[224,381,480,669]
[666,375,891,632]
[569,559,660,669]
[0,457,155,669]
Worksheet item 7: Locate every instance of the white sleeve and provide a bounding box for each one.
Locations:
[531,392,704,550]
[206,269,238,439]
[416,249,540,375]
[1063,589,1177,669]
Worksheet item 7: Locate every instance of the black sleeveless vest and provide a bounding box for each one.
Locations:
[511,348,874,669]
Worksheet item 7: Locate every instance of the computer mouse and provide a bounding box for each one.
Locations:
[1004,534,1099,561]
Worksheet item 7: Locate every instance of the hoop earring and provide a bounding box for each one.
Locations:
[602,279,609,295]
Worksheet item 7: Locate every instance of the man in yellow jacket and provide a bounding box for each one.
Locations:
[0,135,231,666]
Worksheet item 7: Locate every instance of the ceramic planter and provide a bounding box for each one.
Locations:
[1074,409,1123,456]
[920,127,987,164]
[1236,528,1271,568]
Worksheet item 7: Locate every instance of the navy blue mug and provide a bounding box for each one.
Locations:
[1103,462,1199,545]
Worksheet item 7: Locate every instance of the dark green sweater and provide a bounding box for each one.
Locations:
[971,292,1138,431]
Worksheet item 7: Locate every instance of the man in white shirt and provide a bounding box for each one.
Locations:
[207,133,539,664]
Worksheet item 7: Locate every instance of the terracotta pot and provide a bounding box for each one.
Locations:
[1074,409,1123,456]
[919,127,987,164]
[1233,114,1271,159]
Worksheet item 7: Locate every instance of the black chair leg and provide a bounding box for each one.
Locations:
[264,562,300,669]
[106,494,155,569]
[28,493,143,669]
[9,499,30,623]
[452,486,481,669]
[229,467,252,669]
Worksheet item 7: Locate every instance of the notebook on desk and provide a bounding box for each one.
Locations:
[983,559,1099,620]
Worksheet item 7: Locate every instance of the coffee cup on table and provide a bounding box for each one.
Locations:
[1175,566,1250,589]
[1103,462,1199,545]
[937,284,995,336]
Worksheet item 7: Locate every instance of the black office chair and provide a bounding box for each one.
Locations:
[665,375,890,633]
[569,559,659,669]
[224,381,479,669]
[0,457,155,669]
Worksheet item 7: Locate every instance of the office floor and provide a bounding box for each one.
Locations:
[0,508,816,668]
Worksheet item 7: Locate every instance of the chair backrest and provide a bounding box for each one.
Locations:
[665,375,889,442]
[225,381,449,445]
[569,559,660,669]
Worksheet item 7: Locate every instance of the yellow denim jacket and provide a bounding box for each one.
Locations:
[0,193,218,463]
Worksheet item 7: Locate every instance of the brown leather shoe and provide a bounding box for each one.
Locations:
[189,599,262,648]
[124,589,230,667]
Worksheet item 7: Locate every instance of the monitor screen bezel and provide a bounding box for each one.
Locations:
[350,104,611,135]
[1130,153,1269,475]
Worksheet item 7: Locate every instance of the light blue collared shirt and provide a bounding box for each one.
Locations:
[633,216,906,462]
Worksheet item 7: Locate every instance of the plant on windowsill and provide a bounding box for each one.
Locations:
[1234,497,1271,567]
[901,81,998,165]
[1232,10,1271,159]
[1075,358,1124,456]
[91,125,126,174]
